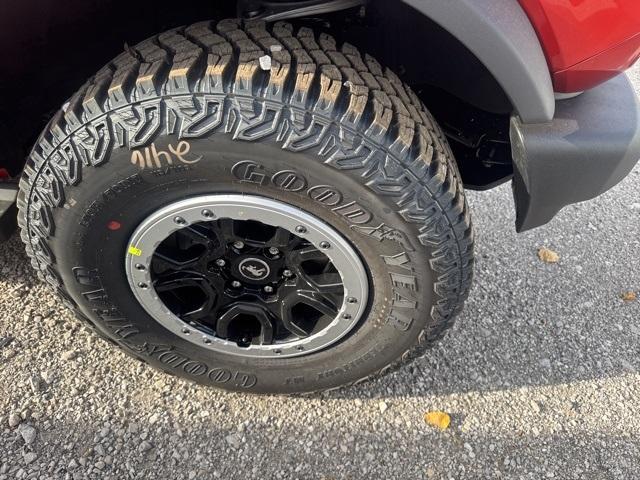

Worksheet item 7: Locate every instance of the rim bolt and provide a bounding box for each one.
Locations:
[231,280,242,288]
[319,241,331,249]
[268,247,280,256]
[233,240,245,249]
[138,282,149,289]
[342,313,352,319]
[134,263,146,271]
[264,285,274,293]
[295,225,307,234]
[347,297,358,304]
[201,209,214,218]
[173,216,186,225]
[282,269,293,278]
[215,258,226,267]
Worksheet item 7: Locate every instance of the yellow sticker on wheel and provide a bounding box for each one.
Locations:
[128,245,142,257]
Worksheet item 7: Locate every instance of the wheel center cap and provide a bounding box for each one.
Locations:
[238,258,271,281]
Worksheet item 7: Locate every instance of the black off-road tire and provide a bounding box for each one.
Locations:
[17,19,474,394]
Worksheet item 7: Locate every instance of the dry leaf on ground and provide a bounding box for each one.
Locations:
[424,411,450,430]
[537,247,560,263]
[621,291,637,302]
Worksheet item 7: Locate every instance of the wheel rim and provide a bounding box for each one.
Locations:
[125,195,369,358]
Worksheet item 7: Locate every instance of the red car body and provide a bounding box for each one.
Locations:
[519,0,640,92]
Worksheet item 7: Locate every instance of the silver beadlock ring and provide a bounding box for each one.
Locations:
[125,194,369,358]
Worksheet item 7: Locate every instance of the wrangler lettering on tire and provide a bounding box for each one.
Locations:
[17,19,473,393]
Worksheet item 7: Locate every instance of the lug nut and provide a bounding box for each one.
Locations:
[282,269,293,278]
[295,225,307,234]
[231,280,242,288]
[347,297,358,304]
[264,285,274,293]
[319,241,331,249]
[233,240,245,249]
[173,216,186,225]
[215,259,226,267]
[201,209,214,218]
[268,247,280,256]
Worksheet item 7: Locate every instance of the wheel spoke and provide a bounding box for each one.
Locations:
[153,273,209,292]
[215,218,236,242]
[154,273,219,321]
[279,293,314,338]
[288,246,344,296]
[180,223,228,258]
[290,245,326,263]
[177,224,213,245]
[152,251,203,273]
[268,227,293,248]
[298,291,339,318]
[279,289,339,338]
[306,272,344,294]
[182,304,214,322]
[215,303,274,345]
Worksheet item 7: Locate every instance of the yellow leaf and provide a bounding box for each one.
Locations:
[537,247,560,263]
[424,411,450,430]
[621,291,637,302]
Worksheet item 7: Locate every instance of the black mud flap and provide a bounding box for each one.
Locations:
[510,74,640,232]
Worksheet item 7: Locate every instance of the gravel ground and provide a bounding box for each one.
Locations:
[1,67,639,480]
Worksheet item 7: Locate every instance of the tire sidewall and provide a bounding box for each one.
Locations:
[52,133,434,393]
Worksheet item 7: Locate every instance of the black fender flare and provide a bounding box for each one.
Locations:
[401,0,555,123]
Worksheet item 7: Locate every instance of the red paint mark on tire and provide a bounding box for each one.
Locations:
[107,221,122,231]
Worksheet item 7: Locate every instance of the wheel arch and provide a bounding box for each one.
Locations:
[400,0,556,124]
